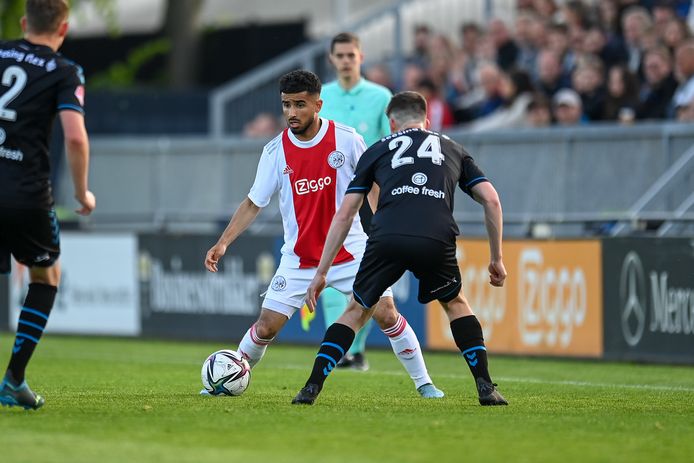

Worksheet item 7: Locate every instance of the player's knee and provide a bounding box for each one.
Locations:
[441,293,474,318]
[29,264,61,286]
[254,317,281,340]
[372,297,400,328]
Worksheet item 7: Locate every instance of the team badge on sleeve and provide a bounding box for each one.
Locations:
[327,151,345,169]
[74,85,85,106]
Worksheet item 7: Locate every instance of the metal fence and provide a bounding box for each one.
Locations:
[57,122,694,238]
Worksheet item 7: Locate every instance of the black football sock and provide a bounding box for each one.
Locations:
[306,323,355,389]
[6,283,57,384]
[450,315,492,383]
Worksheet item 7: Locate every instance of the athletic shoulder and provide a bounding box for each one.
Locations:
[333,120,358,135]
[262,131,284,156]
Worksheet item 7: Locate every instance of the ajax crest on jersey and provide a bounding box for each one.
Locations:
[201,349,251,396]
[327,150,345,169]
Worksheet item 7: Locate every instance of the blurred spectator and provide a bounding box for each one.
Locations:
[672,40,694,117]
[662,17,691,54]
[527,92,553,127]
[452,61,505,122]
[602,64,640,121]
[427,33,456,97]
[547,23,578,75]
[553,88,585,125]
[536,48,572,98]
[621,6,653,74]
[595,0,621,37]
[532,0,560,22]
[637,46,678,119]
[583,26,629,67]
[467,69,535,132]
[408,24,432,68]
[675,96,694,121]
[572,55,607,120]
[514,11,542,76]
[243,112,281,138]
[450,22,484,96]
[401,63,426,91]
[365,63,395,93]
[562,0,592,32]
[652,0,678,37]
[489,19,520,71]
[415,77,455,132]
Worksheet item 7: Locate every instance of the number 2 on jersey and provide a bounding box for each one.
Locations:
[390,134,444,169]
[0,66,28,122]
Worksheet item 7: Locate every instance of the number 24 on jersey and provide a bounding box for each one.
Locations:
[390,134,444,169]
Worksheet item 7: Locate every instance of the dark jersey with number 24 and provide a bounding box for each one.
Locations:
[0,39,85,209]
[346,127,489,243]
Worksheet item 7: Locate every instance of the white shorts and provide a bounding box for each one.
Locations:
[262,257,393,318]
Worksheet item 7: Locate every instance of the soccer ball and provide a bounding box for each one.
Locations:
[201,349,251,396]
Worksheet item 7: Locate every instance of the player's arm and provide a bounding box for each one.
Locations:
[60,110,95,215]
[366,183,380,212]
[306,192,364,311]
[471,181,506,287]
[205,197,262,272]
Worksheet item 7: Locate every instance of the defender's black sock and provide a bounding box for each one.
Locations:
[306,323,355,388]
[450,315,492,383]
[7,283,57,383]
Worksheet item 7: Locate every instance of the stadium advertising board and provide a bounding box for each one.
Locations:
[426,239,604,357]
[277,271,427,346]
[8,233,140,336]
[603,238,694,364]
[139,233,276,341]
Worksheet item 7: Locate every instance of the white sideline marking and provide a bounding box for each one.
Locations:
[273,363,694,393]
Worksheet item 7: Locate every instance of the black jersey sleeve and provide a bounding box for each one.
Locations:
[346,147,379,196]
[55,63,85,114]
[458,154,489,196]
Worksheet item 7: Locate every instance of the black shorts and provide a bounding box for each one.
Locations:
[0,207,61,274]
[352,235,461,308]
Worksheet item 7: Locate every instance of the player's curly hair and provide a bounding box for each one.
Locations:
[279,70,322,96]
[26,0,69,34]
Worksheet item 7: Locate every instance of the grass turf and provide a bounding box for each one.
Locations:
[1,334,693,463]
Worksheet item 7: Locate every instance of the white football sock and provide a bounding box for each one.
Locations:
[237,323,273,368]
[383,315,433,389]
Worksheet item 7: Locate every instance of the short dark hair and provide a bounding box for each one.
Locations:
[279,70,322,95]
[386,91,427,124]
[26,0,69,34]
[330,32,360,53]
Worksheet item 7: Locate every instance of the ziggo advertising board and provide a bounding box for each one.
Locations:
[427,239,603,357]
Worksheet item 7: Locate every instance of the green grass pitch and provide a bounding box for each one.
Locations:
[1,334,693,463]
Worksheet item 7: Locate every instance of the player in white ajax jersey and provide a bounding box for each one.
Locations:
[204,70,443,399]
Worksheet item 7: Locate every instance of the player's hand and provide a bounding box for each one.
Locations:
[306,273,327,313]
[205,242,227,272]
[75,190,96,216]
[488,259,507,287]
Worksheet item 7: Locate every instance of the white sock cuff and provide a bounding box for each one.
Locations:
[382,314,407,338]
[250,323,273,345]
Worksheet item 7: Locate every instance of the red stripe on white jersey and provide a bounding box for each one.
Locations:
[282,121,354,268]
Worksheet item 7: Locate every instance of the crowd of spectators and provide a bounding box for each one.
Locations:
[244,0,694,137]
[363,0,694,133]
